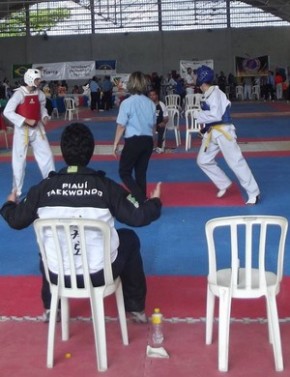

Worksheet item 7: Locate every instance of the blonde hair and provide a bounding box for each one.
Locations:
[126,71,148,94]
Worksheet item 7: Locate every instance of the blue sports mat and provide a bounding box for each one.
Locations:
[1,103,290,276]
[1,154,290,276]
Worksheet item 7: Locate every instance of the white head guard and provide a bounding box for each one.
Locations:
[24,69,42,87]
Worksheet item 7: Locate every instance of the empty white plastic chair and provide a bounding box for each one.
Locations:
[185,109,202,151]
[252,85,260,100]
[164,107,181,148]
[64,97,79,121]
[165,94,181,111]
[205,215,288,372]
[184,93,202,112]
[33,218,129,372]
[235,85,244,100]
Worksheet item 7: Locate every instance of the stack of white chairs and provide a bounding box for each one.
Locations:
[205,215,288,372]
[64,97,79,121]
[33,218,129,372]
[163,107,181,148]
[185,109,202,151]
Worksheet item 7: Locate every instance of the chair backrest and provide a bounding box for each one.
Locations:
[252,85,260,95]
[64,97,76,110]
[185,109,201,132]
[33,218,113,298]
[166,107,180,130]
[193,93,202,108]
[235,85,243,96]
[165,94,181,109]
[205,215,288,296]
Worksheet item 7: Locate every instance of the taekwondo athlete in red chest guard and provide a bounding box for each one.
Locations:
[4,68,55,199]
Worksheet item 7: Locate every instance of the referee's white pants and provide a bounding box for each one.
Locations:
[197,125,260,199]
[12,126,55,197]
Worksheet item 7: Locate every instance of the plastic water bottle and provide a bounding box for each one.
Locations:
[151,308,164,345]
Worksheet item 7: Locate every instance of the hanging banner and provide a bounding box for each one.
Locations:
[95,60,117,75]
[33,61,95,80]
[65,61,96,80]
[235,55,269,77]
[33,62,66,81]
[180,59,214,79]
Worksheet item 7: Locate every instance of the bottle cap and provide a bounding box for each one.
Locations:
[152,308,162,324]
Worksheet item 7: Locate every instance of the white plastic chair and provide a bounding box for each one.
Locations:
[185,109,202,151]
[64,97,79,121]
[252,85,260,100]
[235,85,244,100]
[184,93,202,112]
[33,218,129,372]
[164,107,181,148]
[205,215,288,372]
[165,94,181,111]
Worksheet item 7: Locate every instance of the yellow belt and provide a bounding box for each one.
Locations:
[24,123,45,145]
[204,124,232,152]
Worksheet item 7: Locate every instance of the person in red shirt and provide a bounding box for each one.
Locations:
[275,71,283,100]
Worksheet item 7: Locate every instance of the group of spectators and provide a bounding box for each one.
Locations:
[144,68,290,104]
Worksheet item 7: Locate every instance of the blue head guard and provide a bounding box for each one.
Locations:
[196,65,214,86]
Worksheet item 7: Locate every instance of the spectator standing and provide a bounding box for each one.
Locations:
[275,71,283,100]
[89,76,101,111]
[101,76,113,110]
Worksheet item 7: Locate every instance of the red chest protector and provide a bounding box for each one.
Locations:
[16,94,41,121]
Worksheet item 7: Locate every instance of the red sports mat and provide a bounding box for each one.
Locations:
[148,182,244,206]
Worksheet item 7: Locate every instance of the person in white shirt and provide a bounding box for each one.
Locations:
[184,67,195,95]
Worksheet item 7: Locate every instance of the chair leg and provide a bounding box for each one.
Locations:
[266,293,284,371]
[47,292,59,368]
[115,282,129,345]
[4,132,8,149]
[61,297,70,341]
[218,288,232,372]
[90,295,108,372]
[265,296,273,344]
[205,285,215,345]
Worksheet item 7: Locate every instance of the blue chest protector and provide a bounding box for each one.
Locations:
[200,101,232,132]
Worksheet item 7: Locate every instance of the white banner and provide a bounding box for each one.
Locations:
[33,62,65,81]
[33,61,96,80]
[65,61,96,80]
[180,59,214,79]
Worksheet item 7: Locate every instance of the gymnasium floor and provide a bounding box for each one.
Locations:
[1,101,290,377]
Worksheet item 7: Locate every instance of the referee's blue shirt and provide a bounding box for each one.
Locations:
[117,94,156,138]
